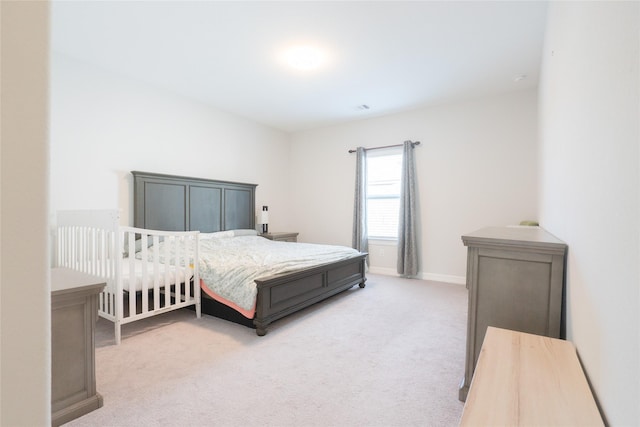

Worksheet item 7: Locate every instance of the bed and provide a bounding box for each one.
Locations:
[56,209,201,344]
[132,171,368,335]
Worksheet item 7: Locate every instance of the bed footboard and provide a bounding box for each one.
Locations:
[253,253,367,336]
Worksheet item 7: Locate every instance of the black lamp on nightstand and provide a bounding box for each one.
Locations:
[260,206,269,234]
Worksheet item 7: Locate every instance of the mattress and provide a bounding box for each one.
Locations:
[120,258,193,292]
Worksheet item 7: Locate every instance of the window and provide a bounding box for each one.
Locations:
[366,147,402,239]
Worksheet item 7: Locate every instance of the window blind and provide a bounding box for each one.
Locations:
[366,149,402,239]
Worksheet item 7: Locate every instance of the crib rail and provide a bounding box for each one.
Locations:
[117,227,200,328]
[56,210,200,344]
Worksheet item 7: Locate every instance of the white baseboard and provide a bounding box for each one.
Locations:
[367,267,466,285]
[368,266,397,276]
[421,273,466,285]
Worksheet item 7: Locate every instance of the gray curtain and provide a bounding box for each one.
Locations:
[397,141,418,277]
[352,147,368,259]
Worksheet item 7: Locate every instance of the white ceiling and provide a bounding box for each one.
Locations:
[51,1,548,133]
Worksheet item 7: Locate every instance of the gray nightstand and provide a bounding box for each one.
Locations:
[261,232,298,242]
[51,268,105,426]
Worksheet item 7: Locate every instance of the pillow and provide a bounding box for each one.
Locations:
[200,230,234,239]
[232,229,258,237]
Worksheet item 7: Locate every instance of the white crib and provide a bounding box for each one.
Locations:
[56,210,201,344]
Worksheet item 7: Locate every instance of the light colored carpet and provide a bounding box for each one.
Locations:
[67,274,468,427]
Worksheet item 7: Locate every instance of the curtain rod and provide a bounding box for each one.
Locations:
[348,140,420,154]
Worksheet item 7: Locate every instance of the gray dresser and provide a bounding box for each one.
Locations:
[51,268,105,426]
[458,226,567,401]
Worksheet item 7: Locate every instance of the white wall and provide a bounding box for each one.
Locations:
[539,2,639,425]
[50,54,292,230]
[290,89,538,282]
[1,1,51,425]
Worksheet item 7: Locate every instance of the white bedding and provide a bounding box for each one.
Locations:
[121,258,193,292]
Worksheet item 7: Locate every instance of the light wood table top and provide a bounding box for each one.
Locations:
[459,327,604,426]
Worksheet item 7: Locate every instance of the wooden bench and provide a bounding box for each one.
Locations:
[459,327,604,426]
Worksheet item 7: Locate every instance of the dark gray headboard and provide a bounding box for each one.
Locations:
[132,171,257,232]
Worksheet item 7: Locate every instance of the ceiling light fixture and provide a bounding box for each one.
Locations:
[282,45,326,71]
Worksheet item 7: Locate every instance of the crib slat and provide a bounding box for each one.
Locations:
[164,236,172,307]
[128,232,137,318]
[149,233,156,310]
